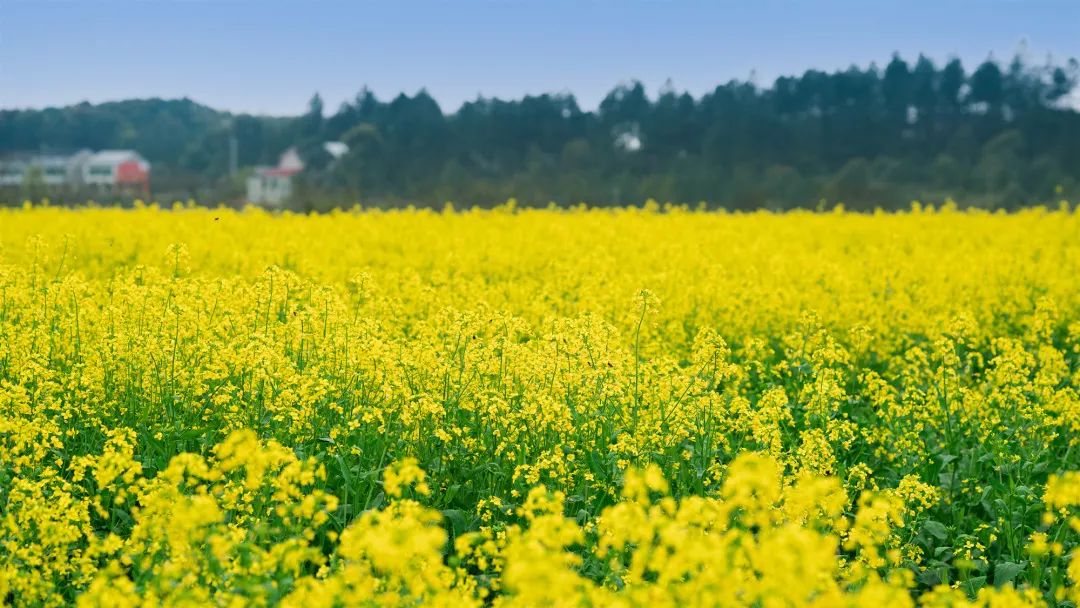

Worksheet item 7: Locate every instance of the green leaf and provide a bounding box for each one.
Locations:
[440,508,469,535]
[917,568,943,587]
[924,520,949,541]
[993,561,1025,586]
[963,576,987,595]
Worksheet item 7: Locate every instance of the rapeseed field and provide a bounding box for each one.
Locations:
[1,201,1079,606]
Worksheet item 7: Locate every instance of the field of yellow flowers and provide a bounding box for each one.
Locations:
[1,201,1080,606]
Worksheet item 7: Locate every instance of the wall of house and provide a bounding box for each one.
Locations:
[246,174,293,206]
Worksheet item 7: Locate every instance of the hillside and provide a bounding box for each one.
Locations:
[2,54,1079,209]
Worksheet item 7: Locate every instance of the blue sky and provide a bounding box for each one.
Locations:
[2,0,1077,115]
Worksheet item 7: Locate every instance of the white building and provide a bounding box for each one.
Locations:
[0,149,149,194]
[246,166,299,207]
[81,150,150,190]
[247,147,304,207]
[0,153,84,187]
[246,142,347,207]
[323,141,349,159]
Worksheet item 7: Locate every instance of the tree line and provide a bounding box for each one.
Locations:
[2,53,1079,210]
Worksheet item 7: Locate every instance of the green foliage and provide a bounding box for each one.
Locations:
[2,54,1079,209]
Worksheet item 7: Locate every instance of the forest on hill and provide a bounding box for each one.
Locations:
[2,53,1079,210]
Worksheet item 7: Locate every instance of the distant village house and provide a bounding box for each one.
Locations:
[246,142,347,207]
[246,148,304,207]
[0,149,150,196]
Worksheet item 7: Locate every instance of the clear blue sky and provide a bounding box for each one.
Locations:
[2,0,1077,115]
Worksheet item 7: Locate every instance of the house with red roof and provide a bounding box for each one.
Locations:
[245,142,348,207]
[0,149,150,196]
[82,150,151,195]
[246,148,304,207]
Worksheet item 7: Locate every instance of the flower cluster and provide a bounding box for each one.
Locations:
[0,202,1079,604]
